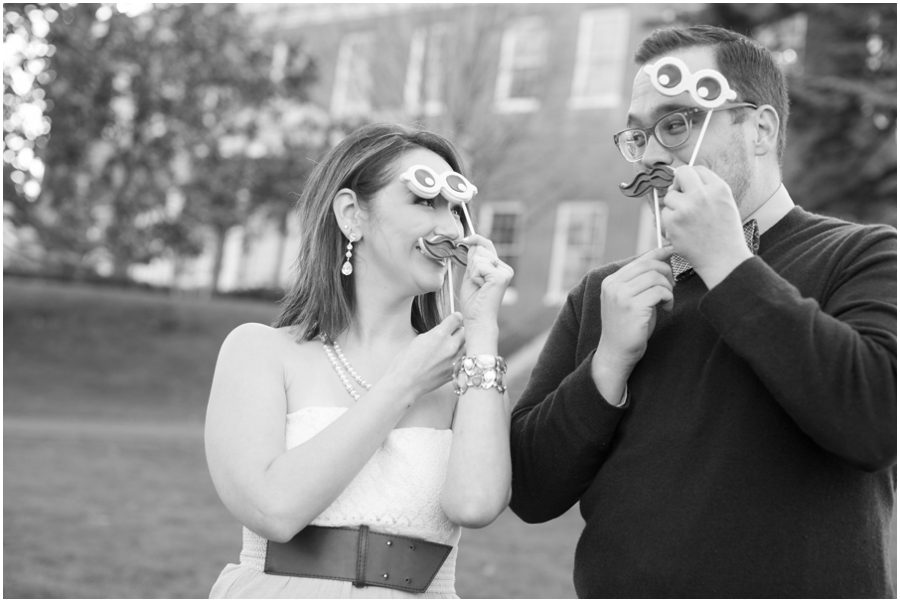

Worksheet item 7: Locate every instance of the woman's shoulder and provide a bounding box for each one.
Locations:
[219,323,317,362]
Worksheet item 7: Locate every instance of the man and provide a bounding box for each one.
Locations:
[509,25,896,598]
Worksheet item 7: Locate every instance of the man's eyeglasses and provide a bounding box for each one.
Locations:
[612,103,758,163]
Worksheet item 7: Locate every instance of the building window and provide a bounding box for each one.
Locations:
[494,18,547,113]
[404,24,450,116]
[568,8,630,109]
[545,201,609,304]
[331,32,374,116]
[480,202,524,301]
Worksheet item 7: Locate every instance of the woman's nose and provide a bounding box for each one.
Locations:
[434,198,464,238]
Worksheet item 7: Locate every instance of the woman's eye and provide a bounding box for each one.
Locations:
[451,205,464,219]
[415,196,435,207]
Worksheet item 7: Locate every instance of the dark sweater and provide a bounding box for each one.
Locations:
[510,207,897,598]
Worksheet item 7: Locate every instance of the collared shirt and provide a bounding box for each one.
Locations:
[743,183,795,235]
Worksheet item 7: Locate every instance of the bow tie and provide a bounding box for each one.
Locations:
[670,219,760,282]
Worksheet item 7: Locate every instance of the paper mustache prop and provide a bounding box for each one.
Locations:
[418,236,469,266]
[619,166,676,199]
[418,235,469,313]
[619,166,675,249]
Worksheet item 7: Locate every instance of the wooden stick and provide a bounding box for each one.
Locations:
[689,111,713,166]
[653,188,663,248]
[460,203,475,236]
[447,263,455,314]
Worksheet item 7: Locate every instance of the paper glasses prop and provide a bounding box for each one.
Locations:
[399,165,478,235]
[620,57,737,247]
[401,164,477,313]
[644,56,737,165]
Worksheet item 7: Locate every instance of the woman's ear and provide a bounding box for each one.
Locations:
[753,105,780,159]
[332,188,362,240]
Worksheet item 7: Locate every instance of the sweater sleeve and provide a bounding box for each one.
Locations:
[509,273,627,524]
[699,229,897,471]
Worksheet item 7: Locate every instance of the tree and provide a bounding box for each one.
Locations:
[3,3,317,280]
[672,4,897,225]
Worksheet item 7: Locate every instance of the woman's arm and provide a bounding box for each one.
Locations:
[205,318,463,542]
[440,324,512,528]
[440,236,514,527]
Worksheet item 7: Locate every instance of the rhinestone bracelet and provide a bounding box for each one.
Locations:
[452,355,507,396]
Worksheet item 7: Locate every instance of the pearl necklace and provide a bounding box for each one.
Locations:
[319,334,372,401]
[331,340,373,390]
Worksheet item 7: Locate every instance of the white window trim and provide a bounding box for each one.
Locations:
[568,8,630,110]
[404,25,449,116]
[404,28,426,115]
[331,32,374,117]
[494,17,545,114]
[544,201,609,305]
[480,201,525,305]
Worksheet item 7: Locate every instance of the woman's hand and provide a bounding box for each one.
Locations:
[458,235,514,342]
[383,312,466,401]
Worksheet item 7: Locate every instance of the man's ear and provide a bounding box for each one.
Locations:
[332,188,362,240]
[753,105,780,158]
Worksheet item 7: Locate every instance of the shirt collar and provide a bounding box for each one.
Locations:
[743,184,794,235]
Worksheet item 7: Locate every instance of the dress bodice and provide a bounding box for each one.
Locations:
[239,407,461,595]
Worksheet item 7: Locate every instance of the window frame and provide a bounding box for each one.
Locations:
[480,201,525,304]
[331,32,375,117]
[494,17,547,114]
[404,24,451,116]
[544,201,610,305]
[568,8,630,110]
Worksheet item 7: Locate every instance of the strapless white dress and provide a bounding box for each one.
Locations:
[209,407,461,599]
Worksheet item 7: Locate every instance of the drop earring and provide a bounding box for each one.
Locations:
[341,233,356,276]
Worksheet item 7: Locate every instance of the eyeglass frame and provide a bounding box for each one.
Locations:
[612,102,759,163]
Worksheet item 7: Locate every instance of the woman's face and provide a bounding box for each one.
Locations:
[356,148,465,297]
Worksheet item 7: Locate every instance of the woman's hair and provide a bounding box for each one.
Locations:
[273,123,468,341]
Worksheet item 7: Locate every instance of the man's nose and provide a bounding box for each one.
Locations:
[640,135,673,171]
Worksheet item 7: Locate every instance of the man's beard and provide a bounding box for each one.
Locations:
[718,127,753,211]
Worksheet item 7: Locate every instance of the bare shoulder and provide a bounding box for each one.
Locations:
[220,323,309,355]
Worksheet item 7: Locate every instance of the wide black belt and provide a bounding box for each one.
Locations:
[264,525,453,594]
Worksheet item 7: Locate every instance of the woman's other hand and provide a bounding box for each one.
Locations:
[457,235,513,348]
[383,312,465,401]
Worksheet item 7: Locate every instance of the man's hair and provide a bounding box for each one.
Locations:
[273,123,467,340]
[635,25,789,163]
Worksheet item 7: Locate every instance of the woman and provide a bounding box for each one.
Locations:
[205,123,514,598]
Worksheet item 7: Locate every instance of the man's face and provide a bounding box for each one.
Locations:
[626,46,754,213]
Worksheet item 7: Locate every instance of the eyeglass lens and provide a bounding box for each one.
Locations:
[618,112,693,161]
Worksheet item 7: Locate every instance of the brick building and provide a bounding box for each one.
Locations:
[132,4,807,388]
[224,3,692,361]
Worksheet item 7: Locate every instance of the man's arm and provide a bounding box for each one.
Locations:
[509,247,675,523]
[701,230,897,471]
[509,276,625,523]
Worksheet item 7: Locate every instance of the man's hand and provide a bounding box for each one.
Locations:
[592,246,674,405]
[662,165,753,289]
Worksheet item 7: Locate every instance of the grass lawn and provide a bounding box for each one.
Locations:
[3,277,581,598]
[4,277,895,598]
